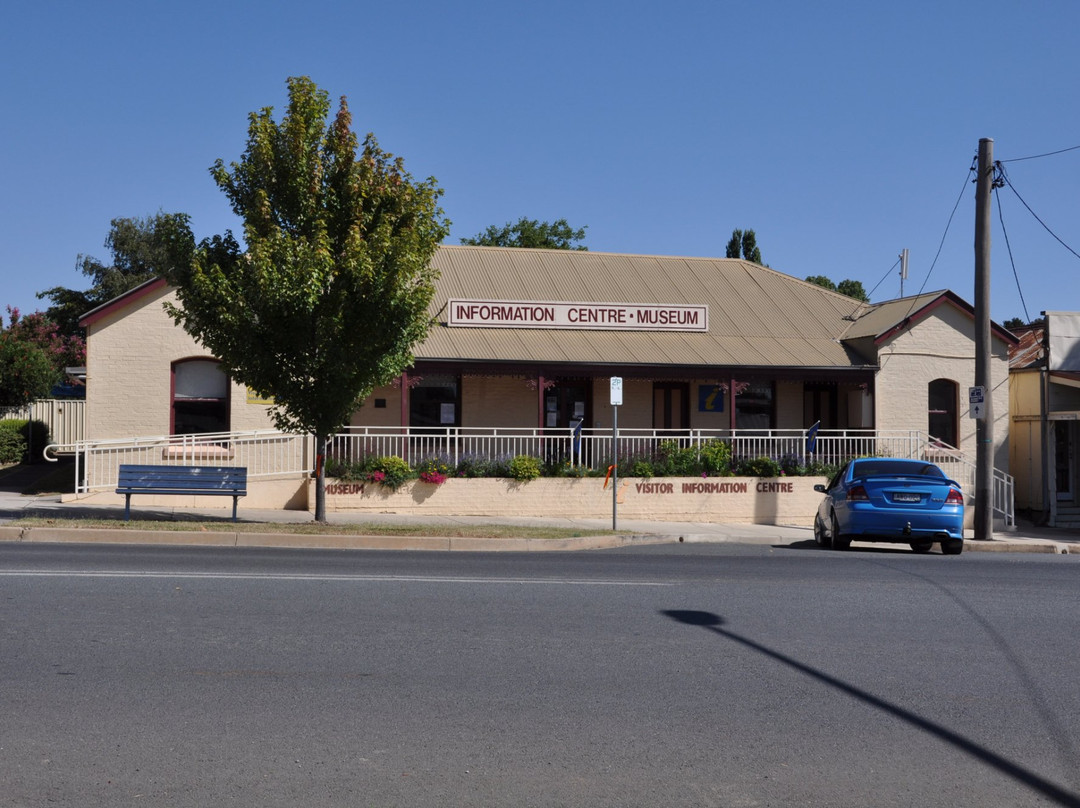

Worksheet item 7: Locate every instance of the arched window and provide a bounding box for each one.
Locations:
[928,378,958,447]
[172,359,229,435]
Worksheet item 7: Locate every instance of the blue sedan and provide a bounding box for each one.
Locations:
[813,457,965,554]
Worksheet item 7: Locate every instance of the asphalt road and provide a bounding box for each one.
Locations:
[2,542,1079,807]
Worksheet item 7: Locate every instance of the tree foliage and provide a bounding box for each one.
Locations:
[38,213,193,337]
[0,310,61,408]
[725,228,764,265]
[461,217,587,250]
[836,279,869,302]
[805,275,869,302]
[2,307,85,371]
[804,275,837,292]
[165,76,450,521]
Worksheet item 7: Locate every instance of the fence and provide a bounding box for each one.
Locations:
[46,425,1015,527]
[1,399,86,447]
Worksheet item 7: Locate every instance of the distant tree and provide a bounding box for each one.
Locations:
[1003,317,1026,331]
[725,228,764,265]
[836,279,869,302]
[461,217,587,250]
[806,275,869,302]
[805,275,837,292]
[165,76,450,522]
[0,309,61,407]
[38,212,193,337]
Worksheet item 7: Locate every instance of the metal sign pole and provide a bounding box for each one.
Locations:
[610,377,623,532]
[612,402,618,531]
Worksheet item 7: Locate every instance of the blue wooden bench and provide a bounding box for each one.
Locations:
[116,465,248,522]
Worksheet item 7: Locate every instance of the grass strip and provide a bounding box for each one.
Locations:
[11,516,619,540]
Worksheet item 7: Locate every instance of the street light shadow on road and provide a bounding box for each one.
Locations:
[659,609,1080,808]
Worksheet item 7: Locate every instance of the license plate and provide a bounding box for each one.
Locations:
[893,492,921,503]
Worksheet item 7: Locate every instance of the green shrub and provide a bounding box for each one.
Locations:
[508,454,541,482]
[630,459,654,478]
[456,454,513,478]
[734,455,782,477]
[370,455,412,490]
[803,460,840,478]
[700,439,732,476]
[0,422,26,465]
[654,440,702,476]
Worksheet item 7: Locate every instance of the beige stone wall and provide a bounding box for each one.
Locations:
[462,376,535,427]
[775,380,803,429]
[64,477,309,511]
[873,305,1010,471]
[351,385,403,427]
[319,475,825,526]
[85,286,276,440]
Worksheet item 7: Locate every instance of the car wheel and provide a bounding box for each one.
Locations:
[831,514,851,550]
[910,541,933,554]
[942,538,964,556]
[814,515,831,549]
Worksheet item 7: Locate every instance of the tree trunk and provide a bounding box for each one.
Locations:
[314,431,328,523]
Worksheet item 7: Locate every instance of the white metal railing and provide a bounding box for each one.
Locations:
[45,430,311,494]
[45,425,1014,528]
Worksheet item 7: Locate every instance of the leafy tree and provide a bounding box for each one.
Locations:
[806,275,869,302]
[38,213,194,338]
[2,307,85,372]
[804,275,837,292]
[0,310,60,408]
[461,217,587,250]
[725,228,764,265]
[165,76,450,522]
[836,279,869,302]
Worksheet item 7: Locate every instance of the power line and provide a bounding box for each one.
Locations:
[999,144,1080,164]
[912,159,977,300]
[865,257,901,300]
[888,160,976,327]
[996,162,1080,262]
[842,257,899,321]
[993,184,1031,323]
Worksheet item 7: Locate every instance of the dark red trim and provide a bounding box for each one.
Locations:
[170,357,230,436]
[872,292,1019,346]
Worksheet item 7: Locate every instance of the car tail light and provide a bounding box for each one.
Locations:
[946,488,964,505]
[847,485,869,502]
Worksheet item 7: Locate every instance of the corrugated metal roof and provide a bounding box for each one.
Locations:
[838,291,946,342]
[418,246,874,370]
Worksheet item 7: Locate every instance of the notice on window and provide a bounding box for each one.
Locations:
[440,403,455,424]
[246,388,275,405]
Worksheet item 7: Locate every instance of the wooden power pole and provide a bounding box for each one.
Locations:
[974,138,994,540]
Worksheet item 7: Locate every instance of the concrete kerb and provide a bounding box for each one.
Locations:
[0,522,1072,553]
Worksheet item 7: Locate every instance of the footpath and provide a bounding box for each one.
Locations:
[1,463,1076,554]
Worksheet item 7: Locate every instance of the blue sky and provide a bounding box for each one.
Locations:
[2,0,1078,325]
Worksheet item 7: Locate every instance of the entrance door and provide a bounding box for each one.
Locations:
[1055,422,1074,501]
[653,383,689,432]
[544,383,590,430]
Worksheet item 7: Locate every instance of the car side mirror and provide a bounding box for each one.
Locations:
[813,484,826,493]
